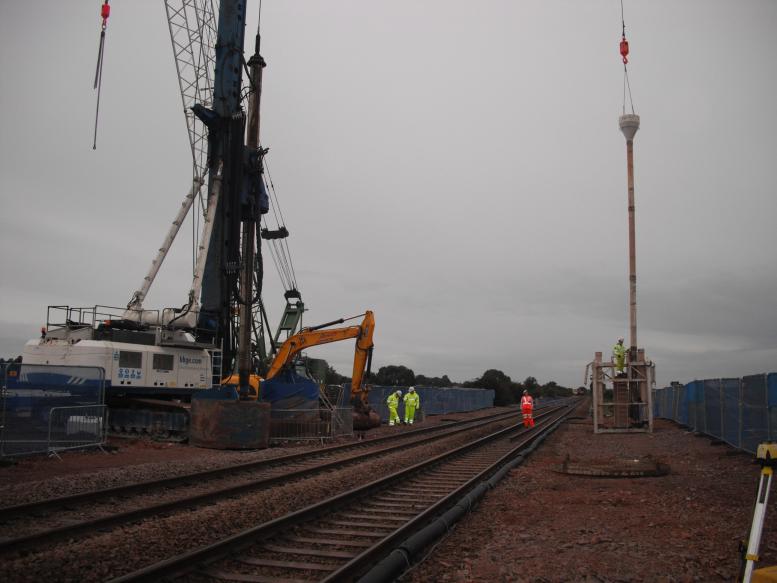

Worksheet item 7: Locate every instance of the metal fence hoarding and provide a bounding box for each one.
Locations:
[48,405,108,457]
[366,386,495,425]
[1,364,106,457]
[269,407,353,443]
[653,373,776,454]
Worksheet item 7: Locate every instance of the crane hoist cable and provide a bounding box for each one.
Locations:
[620,0,635,115]
[259,151,299,293]
[92,0,111,149]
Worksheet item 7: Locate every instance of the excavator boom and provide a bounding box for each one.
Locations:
[258,310,379,429]
[350,310,375,404]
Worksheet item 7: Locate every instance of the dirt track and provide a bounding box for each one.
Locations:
[405,414,777,582]
[2,406,775,582]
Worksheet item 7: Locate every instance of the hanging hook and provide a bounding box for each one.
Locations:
[93,1,111,149]
[620,35,629,65]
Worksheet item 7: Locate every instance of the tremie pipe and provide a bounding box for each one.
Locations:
[619,113,640,356]
[357,413,570,583]
[237,25,266,393]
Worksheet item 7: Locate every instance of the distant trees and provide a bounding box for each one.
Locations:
[463,369,521,406]
[373,365,415,386]
[324,364,349,385]
[311,358,572,404]
[414,374,453,387]
[460,370,573,405]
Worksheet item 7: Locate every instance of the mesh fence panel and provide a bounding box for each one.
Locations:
[742,374,768,453]
[694,381,707,434]
[654,374,775,454]
[1,364,105,457]
[367,386,495,424]
[704,379,722,438]
[677,385,688,425]
[722,378,741,448]
[48,405,108,455]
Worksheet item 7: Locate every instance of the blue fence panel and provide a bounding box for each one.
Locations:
[658,387,669,419]
[366,386,494,423]
[686,381,704,430]
[741,374,769,453]
[653,387,671,419]
[721,378,741,448]
[768,373,777,407]
[676,385,688,426]
[654,373,777,454]
[2,364,106,457]
[704,379,722,438]
[665,386,676,420]
[769,374,777,441]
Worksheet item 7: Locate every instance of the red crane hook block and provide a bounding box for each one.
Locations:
[620,36,629,64]
[100,1,110,27]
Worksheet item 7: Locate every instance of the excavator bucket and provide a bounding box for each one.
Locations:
[352,396,381,430]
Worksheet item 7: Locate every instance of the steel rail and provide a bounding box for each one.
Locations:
[109,404,571,582]
[330,408,571,582]
[0,408,527,555]
[0,408,518,521]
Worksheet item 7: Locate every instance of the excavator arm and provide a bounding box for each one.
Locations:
[236,311,377,428]
[349,311,375,406]
[264,310,374,386]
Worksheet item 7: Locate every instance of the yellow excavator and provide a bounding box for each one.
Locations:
[223,311,380,429]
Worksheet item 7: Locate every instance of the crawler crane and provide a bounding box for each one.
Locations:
[20,1,376,436]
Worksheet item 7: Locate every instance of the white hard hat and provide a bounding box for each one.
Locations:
[618,337,624,342]
[396,390,402,395]
[409,386,415,392]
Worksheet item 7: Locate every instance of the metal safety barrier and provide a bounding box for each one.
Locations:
[269,407,353,443]
[1,364,106,458]
[367,386,495,424]
[653,373,777,454]
[47,405,108,457]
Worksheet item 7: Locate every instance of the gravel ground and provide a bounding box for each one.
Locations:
[404,407,777,582]
[0,408,508,506]
[0,408,518,582]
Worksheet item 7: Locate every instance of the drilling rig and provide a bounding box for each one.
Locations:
[21,1,379,440]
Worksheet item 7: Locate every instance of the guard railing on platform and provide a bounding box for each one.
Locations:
[269,407,353,443]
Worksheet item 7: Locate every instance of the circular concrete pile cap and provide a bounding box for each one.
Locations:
[557,455,669,478]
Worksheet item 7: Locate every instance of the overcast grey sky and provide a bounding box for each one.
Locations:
[1,1,775,388]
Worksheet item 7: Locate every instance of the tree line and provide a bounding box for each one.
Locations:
[323,362,573,406]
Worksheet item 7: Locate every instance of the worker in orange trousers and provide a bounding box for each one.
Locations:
[521,390,535,428]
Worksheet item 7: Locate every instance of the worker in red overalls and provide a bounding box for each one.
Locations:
[521,390,535,428]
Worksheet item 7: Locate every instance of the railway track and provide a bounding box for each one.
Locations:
[111,404,573,582]
[0,407,531,555]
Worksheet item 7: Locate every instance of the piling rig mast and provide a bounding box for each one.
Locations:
[125,0,302,393]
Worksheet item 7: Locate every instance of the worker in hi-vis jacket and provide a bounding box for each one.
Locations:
[403,387,420,424]
[387,390,402,426]
[520,390,535,428]
[613,337,627,375]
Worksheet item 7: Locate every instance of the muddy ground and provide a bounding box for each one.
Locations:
[405,414,777,582]
[2,406,774,582]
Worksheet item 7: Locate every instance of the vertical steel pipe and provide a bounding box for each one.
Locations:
[237,30,266,395]
[619,114,640,354]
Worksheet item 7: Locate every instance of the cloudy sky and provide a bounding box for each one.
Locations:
[1,1,775,388]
